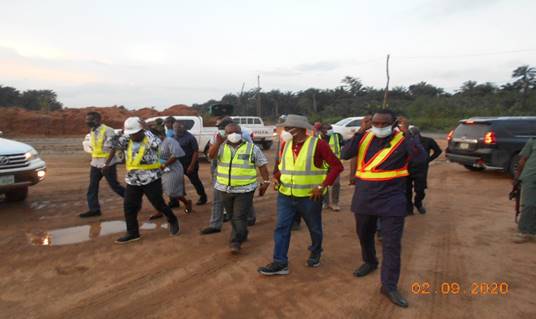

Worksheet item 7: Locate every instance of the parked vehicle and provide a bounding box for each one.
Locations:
[331,116,364,140]
[231,116,276,150]
[445,116,536,175]
[0,136,46,201]
[145,116,218,155]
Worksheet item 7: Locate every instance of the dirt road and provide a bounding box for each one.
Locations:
[0,138,535,319]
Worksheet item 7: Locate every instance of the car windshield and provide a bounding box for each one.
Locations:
[334,118,350,126]
[453,123,490,138]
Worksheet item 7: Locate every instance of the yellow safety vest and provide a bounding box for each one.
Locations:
[126,136,161,171]
[216,142,258,187]
[328,134,341,158]
[355,131,409,181]
[90,125,109,158]
[278,136,328,197]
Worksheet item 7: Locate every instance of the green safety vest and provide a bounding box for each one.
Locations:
[126,136,161,172]
[328,133,341,158]
[216,142,258,187]
[90,125,109,158]
[278,136,328,197]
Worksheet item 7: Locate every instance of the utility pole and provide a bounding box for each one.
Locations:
[238,82,245,114]
[382,54,390,109]
[256,75,262,117]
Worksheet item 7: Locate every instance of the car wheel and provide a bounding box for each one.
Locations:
[508,154,520,177]
[5,187,28,202]
[262,141,273,150]
[463,165,485,172]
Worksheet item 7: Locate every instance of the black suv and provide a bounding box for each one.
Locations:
[445,116,536,175]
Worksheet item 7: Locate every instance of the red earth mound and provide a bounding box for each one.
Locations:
[0,104,198,136]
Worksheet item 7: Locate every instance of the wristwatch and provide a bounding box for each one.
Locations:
[262,180,271,185]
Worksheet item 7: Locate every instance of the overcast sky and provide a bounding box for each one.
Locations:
[1,0,535,109]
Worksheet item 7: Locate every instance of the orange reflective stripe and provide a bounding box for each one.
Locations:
[355,131,408,181]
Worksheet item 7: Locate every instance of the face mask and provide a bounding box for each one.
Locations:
[165,129,175,138]
[327,129,334,135]
[371,126,392,138]
[227,133,242,144]
[281,130,293,142]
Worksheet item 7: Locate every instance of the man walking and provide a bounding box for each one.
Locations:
[173,121,208,205]
[319,123,343,211]
[207,123,270,253]
[513,138,536,243]
[341,110,425,308]
[258,115,343,275]
[109,117,180,243]
[406,126,442,215]
[80,111,125,218]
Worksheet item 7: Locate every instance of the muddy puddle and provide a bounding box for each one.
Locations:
[28,220,168,246]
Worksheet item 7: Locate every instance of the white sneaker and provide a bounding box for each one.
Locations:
[513,233,533,244]
[332,205,341,211]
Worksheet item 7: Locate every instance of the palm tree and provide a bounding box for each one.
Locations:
[512,65,536,108]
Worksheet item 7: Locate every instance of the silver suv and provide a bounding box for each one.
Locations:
[0,136,46,201]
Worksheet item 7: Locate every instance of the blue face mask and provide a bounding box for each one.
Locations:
[166,129,175,138]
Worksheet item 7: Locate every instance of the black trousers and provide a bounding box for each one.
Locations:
[185,164,207,198]
[221,191,254,243]
[354,213,405,291]
[407,169,427,211]
[87,164,125,212]
[124,179,178,236]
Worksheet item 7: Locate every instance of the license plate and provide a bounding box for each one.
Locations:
[459,143,470,150]
[0,175,14,186]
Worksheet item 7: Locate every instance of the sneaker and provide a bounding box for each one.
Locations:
[230,242,241,254]
[149,212,163,220]
[200,227,221,235]
[513,233,533,244]
[79,210,101,218]
[306,253,321,268]
[169,220,180,236]
[331,205,341,212]
[115,234,140,244]
[258,262,289,276]
[322,203,328,209]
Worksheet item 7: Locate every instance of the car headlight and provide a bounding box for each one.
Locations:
[24,148,40,161]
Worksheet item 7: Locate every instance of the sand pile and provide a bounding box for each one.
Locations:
[0,104,198,136]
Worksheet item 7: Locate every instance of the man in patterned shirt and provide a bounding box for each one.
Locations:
[106,117,180,244]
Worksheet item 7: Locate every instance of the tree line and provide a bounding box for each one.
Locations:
[0,86,63,112]
[193,65,536,131]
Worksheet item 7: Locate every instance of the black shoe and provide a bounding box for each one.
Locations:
[407,209,414,216]
[196,195,208,206]
[230,242,241,254]
[115,234,140,244]
[353,263,378,277]
[223,212,231,223]
[247,219,256,226]
[168,199,181,208]
[306,253,321,268]
[169,220,180,236]
[79,210,101,218]
[291,222,301,231]
[258,262,289,276]
[380,286,409,308]
[200,227,221,235]
[416,206,427,214]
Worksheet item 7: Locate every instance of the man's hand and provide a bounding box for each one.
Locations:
[358,117,372,134]
[272,177,280,191]
[187,165,195,174]
[310,185,325,201]
[398,116,410,134]
[215,133,225,145]
[259,182,270,196]
[349,177,356,185]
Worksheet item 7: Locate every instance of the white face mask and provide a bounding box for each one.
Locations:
[371,125,392,138]
[281,130,293,142]
[227,132,242,144]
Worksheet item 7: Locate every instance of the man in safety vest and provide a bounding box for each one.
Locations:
[258,115,343,275]
[106,117,180,244]
[207,122,270,254]
[80,111,125,218]
[319,123,343,211]
[341,110,425,308]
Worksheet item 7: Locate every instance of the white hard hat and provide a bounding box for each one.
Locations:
[124,117,143,135]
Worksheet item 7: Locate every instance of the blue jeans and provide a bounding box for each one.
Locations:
[273,193,323,264]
